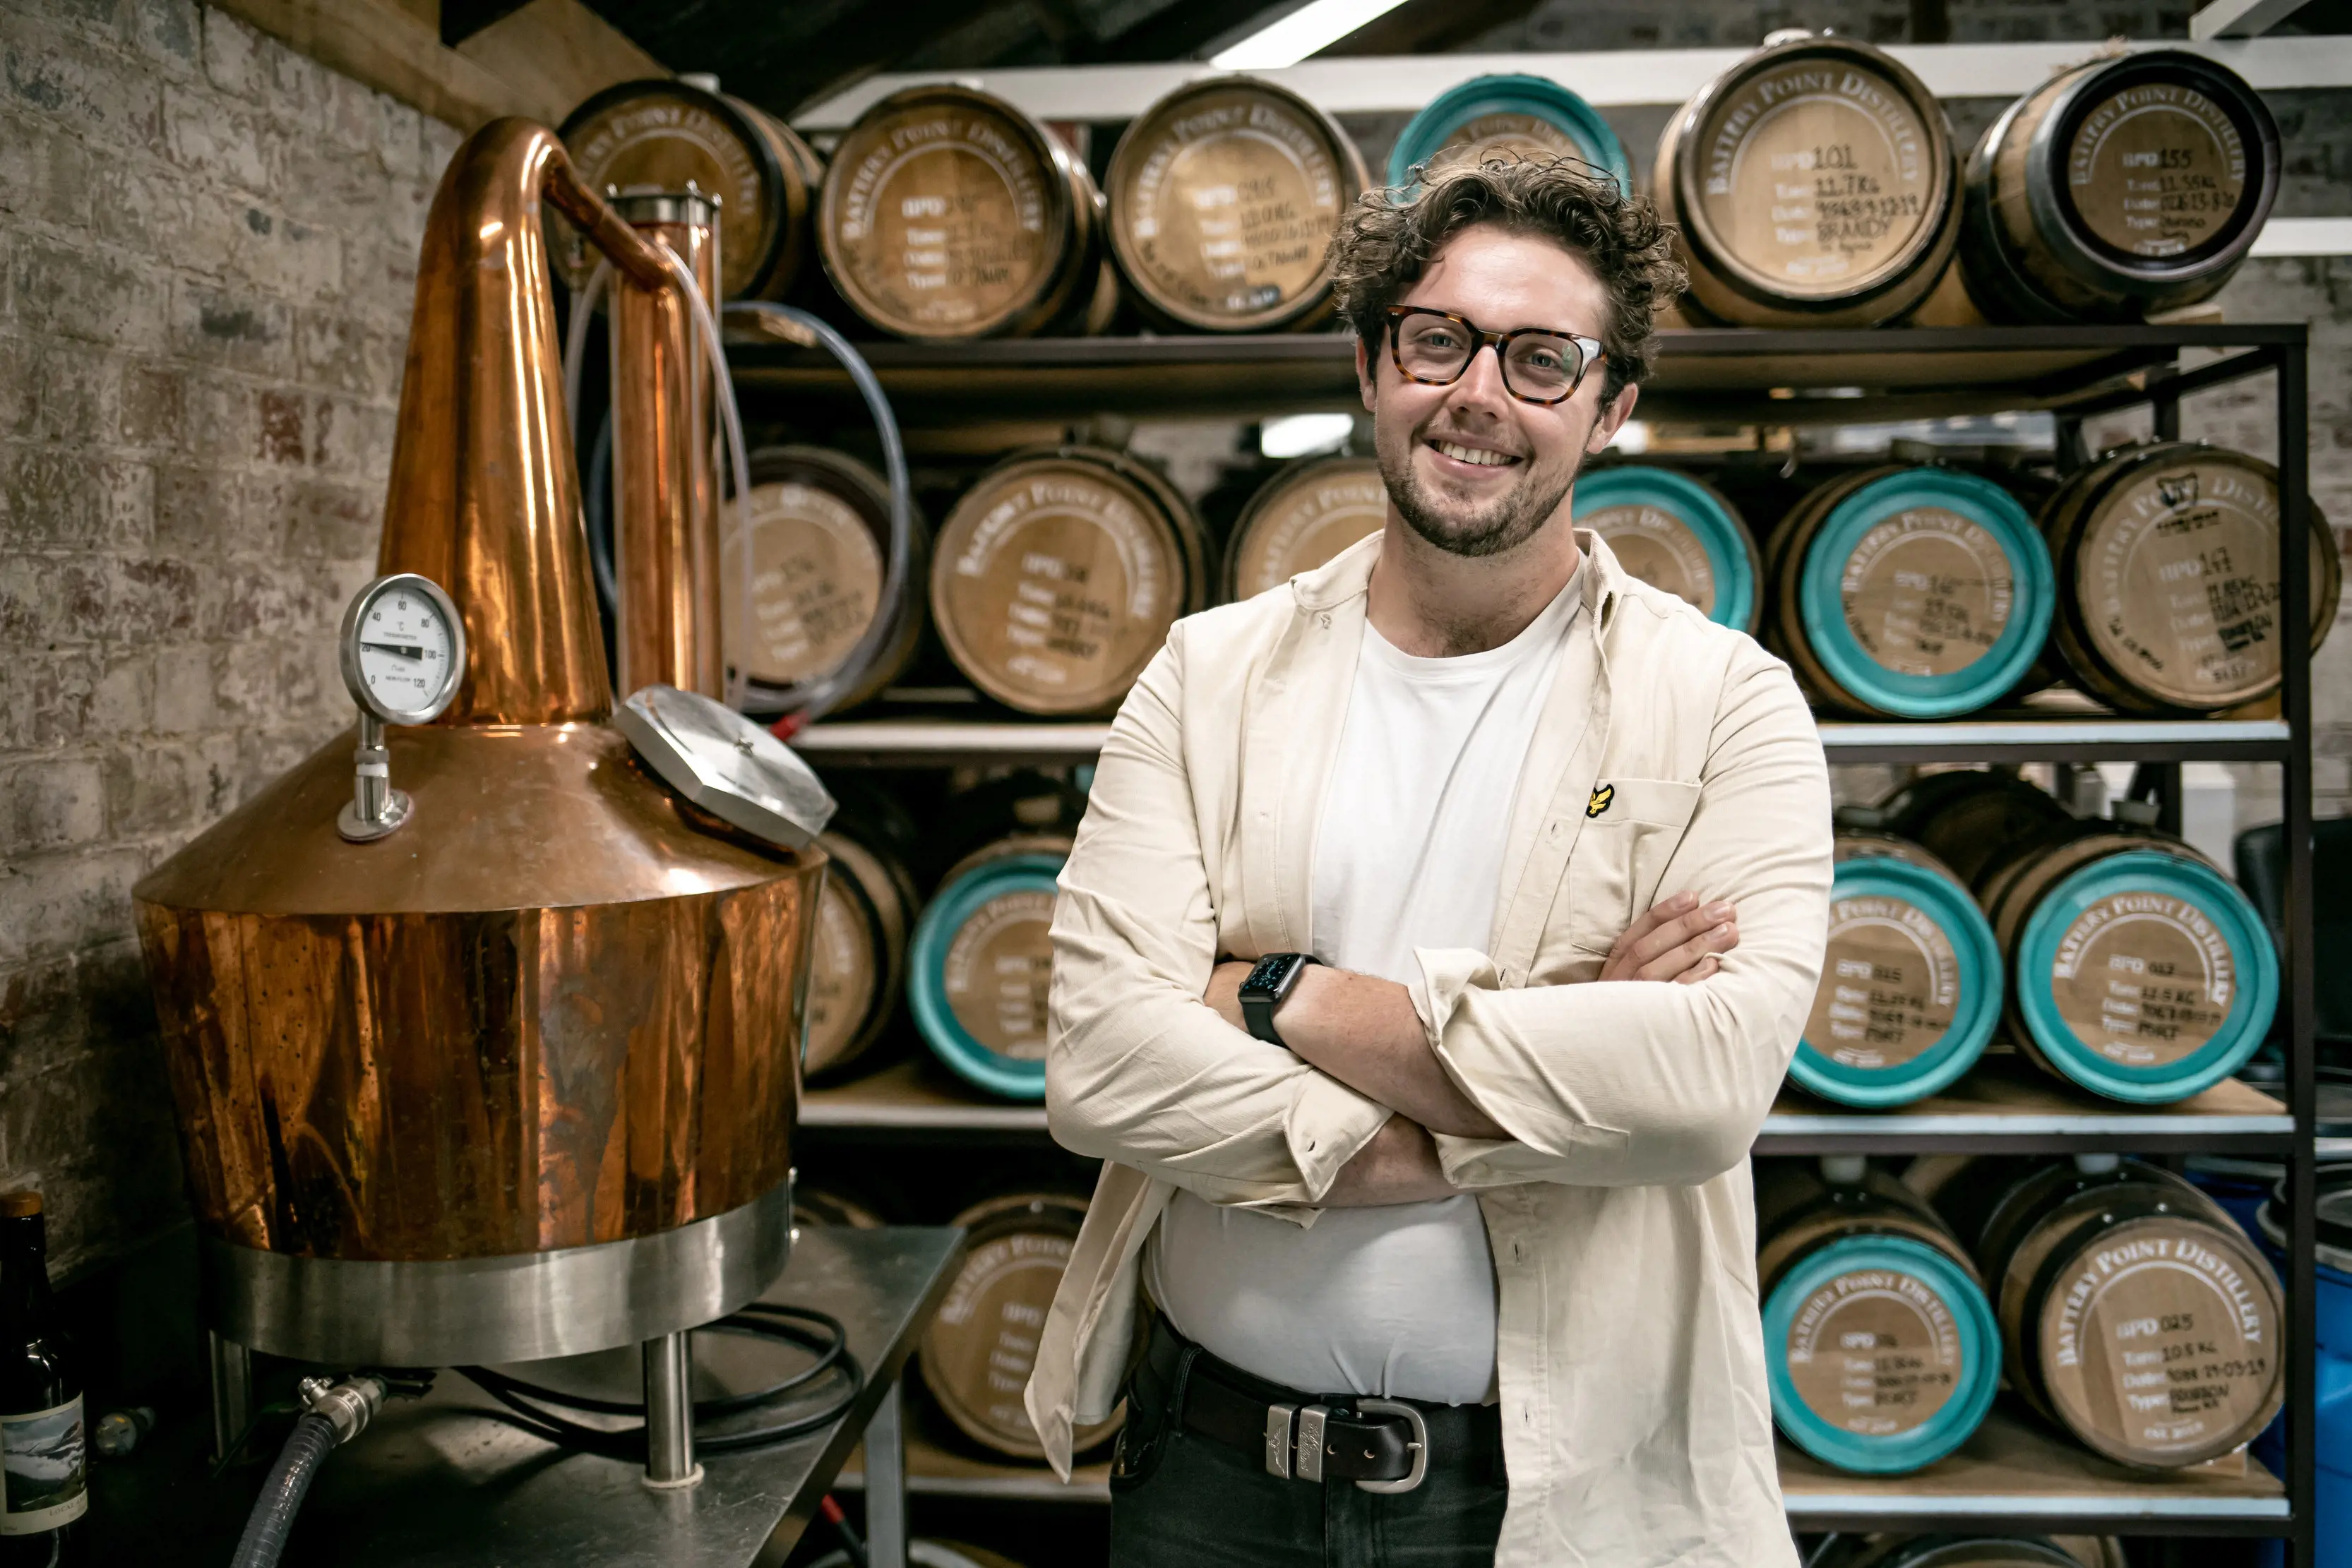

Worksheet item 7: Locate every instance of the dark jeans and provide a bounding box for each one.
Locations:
[1107,1324,1508,1567]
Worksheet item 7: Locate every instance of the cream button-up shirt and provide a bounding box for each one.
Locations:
[1024,530,1832,1567]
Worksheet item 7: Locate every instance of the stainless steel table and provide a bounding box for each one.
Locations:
[92,1225,965,1568]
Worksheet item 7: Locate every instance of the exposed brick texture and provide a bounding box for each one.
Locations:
[0,0,457,1274]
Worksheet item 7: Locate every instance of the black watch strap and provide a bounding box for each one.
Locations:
[1238,953,1318,1046]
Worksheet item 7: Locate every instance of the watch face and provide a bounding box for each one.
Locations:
[1243,954,1294,995]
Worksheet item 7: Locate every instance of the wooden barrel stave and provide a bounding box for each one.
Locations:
[931,446,1207,716]
[725,445,927,716]
[919,1192,1122,1461]
[2040,442,2339,714]
[1656,35,1962,328]
[559,78,822,302]
[1938,1156,2285,1470]
[803,821,921,1082]
[1106,78,1367,334]
[1767,467,2055,719]
[1224,456,1386,603]
[1755,1160,2000,1473]
[819,85,1102,341]
[1961,51,2280,324]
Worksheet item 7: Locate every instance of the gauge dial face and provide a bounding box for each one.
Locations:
[340,574,464,724]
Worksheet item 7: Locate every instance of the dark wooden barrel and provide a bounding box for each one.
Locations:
[1223,457,1385,602]
[1654,34,1960,328]
[2038,441,2340,714]
[1877,769,2075,887]
[725,445,926,715]
[1933,1156,2284,1470]
[818,85,1102,340]
[1755,1159,2000,1473]
[1105,78,1367,333]
[559,77,823,301]
[1763,467,2054,718]
[932,447,1207,715]
[918,1192,1122,1461]
[1961,50,2279,324]
[803,818,921,1082]
[1806,1536,2121,1568]
[1793,834,2002,1108]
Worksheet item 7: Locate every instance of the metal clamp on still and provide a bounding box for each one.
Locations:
[130,117,854,1547]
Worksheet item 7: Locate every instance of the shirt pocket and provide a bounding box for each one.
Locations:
[1563,777,1702,956]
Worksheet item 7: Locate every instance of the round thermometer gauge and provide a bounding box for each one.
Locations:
[338,573,465,725]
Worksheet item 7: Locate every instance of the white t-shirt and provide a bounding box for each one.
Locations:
[1146,574,1580,1403]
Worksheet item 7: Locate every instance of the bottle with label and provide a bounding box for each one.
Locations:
[0,1192,85,1565]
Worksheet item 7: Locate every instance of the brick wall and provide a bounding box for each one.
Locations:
[0,0,455,1274]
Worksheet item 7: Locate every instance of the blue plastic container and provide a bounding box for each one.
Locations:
[1763,1232,2002,1473]
[2247,1182,2352,1568]
[909,851,1065,1100]
[1385,74,1630,191]
[2012,849,2279,1103]
[1573,466,1760,632]
[1793,854,2002,1108]
[1793,468,2055,719]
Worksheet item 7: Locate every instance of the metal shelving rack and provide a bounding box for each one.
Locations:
[765,321,2321,1565]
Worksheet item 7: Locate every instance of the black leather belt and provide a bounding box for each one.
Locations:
[1143,1315,1489,1493]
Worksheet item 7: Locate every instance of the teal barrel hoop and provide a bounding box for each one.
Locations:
[908,851,1065,1100]
[1795,467,2054,719]
[2012,848,2279,1104]
[1573,465,1760,632]
[1763,1232,2002,1474]
[1792,854,2003,1108]
[1386,74,1631,191]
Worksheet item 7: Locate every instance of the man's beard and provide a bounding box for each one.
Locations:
[1378,424,1586,560]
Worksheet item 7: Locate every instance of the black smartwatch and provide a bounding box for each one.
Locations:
[1238,953,1319,1047]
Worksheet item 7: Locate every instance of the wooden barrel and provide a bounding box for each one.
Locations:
[2038,442,2341,714]
[1764,467,2055,718]
[1755,1159,2000,1473]
[817,85,1102,341]
[793,1187,885,1229]
[1573,465,1762,630]
[1791,834,2002,1108]
[804,815,921,1082]
[909,834,1071,1100]
[1223,457,1385,602]
[724,446,926,715]
[1875,769,2076,889]
[1961,50,2279,324]
[1808,1537,2121,1568]
[1934,1156,2284,1469]
[1105,78,1367,333]
[1654,34,1960,328]
[1385,73,1630,190]
[931,447,1208,716]
[1971,818,2279,1104]
[559,77,823,301]
[919,1192,1121,1461]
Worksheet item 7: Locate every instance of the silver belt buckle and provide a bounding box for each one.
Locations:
[1351,1398,1429,1495]
[1295,1405,1330,1483]
[1264,1404,1296,1480]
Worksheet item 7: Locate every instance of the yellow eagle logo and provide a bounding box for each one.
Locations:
[1587,784,1614,818]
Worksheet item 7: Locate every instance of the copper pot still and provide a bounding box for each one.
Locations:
[131,119,821,1370]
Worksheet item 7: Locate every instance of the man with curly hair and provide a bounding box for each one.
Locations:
[1025,155,1832,1567]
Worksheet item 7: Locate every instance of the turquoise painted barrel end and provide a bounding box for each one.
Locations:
[1791,858,2003,1108]
[2014,849,2279,1104]
[1797,467,2055,719]
[1385,73,1631,191]
[1574,465,1760,631]
[909,851,1065,1101]
[1764,1234,2000,1474]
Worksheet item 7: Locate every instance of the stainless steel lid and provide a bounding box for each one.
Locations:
[618,685,835,849]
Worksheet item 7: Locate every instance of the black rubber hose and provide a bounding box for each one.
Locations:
[229,1411,339,1568]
